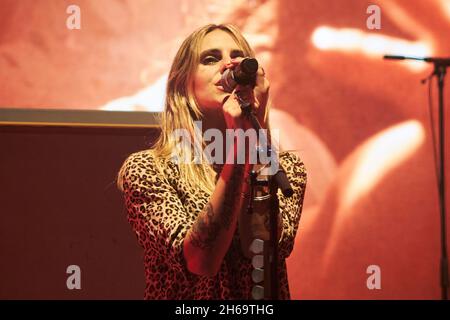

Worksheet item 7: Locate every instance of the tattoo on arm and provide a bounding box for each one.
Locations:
[189,203,221,250]
[188,165,246,250]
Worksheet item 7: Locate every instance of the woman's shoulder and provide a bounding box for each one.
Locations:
[118,149,176,191]
[278,150,307,179]
[279,150,305,167]
[121,148,178,173]
[122,149,156,167]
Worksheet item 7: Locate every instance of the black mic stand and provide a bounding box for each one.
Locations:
[237,97,294,300]
[384,55,449,300]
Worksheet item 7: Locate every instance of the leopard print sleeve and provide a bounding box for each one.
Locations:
[277,152,307,259]
[119,150,192,271]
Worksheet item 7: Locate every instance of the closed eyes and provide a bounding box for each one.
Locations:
[199,49,245,65]
[201,56,220,65]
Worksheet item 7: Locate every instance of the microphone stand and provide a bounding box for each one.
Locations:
[384,55,449,300]
[238,98,294,300]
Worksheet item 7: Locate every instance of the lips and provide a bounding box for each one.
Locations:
[214,80,226,92]
[214,78,223,86]
[215,78,228,94]
[216,85,225,92]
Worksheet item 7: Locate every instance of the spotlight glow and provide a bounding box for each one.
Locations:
[100,74,167,112]
[342,120,425,212]
[311,26,432,72]
[440,0,450,21]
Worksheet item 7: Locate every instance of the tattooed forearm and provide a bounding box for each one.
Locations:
[189,203,221,250]
[188,165,247,250]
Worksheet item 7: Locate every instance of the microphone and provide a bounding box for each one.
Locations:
[383,55,407,60]
[221,58,259,93]
[384,55,450,67]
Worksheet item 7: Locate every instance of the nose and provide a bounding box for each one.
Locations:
[219,60,232,74]
[219,62,227,74]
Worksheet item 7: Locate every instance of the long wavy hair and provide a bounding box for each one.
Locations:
[141,24,256,193]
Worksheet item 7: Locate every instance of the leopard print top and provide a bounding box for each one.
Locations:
[119,149,307,299]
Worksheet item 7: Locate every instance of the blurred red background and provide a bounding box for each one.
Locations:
[1,0,449,299]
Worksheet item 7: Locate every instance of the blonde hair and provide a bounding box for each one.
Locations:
[118,24,256,193]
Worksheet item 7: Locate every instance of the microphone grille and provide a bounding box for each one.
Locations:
[241,58,258,74]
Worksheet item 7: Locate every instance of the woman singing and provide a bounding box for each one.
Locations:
[118,24,306,299]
